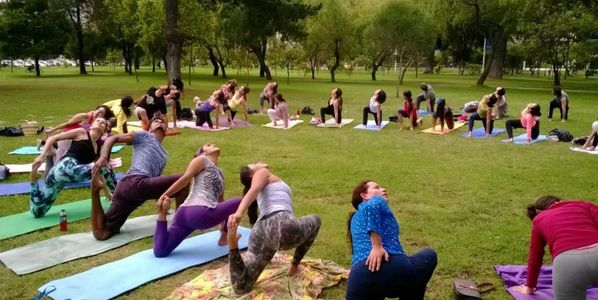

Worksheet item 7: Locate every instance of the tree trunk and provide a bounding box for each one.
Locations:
[75,5,87,75]
[122,43,132,75]
[423,49,434,74]
[488,31,506,79]
[152,57,156,72]
[476,50,495,86]
[165,0,182,84]
[371,63,378,81]
[206,46,219,76]
[252,39,271,80]
[34,58,41,77]
[330,40,341,83]
[553,65,560,86]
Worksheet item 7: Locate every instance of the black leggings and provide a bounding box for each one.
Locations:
[416,95,434,113]
[548,98,569,120]
[363,107,382,126]
[505,119,540,139]
[468,112,494,133]
[195,109,213,128]
[321,105,341,124]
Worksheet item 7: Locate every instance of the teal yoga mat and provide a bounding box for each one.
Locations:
[38,227,251,300]
[9,145,125,155]
[0,197,110,240]
[460,127,505,138]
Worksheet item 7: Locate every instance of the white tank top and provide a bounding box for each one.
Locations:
[257,181,293,220]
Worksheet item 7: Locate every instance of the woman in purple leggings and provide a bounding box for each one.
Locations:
[152,143,241,257]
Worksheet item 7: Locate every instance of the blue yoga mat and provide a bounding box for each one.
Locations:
[9,145,125,155]
[0,173,125,197]
[417,110,430,117]
[510,134,547,144]
[460,127,505,138]
[39,227,251,300]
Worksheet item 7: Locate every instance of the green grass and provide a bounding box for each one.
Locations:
[0,66,597,299]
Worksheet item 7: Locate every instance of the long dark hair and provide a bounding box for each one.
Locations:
[120,96,133,117]
[527,195,561,220]
[240,166,258,225]
[96,105,115,120]
[347,179,373,253]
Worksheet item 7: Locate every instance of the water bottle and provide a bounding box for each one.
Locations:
[59,209,67,231]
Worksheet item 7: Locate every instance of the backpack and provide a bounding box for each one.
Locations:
[571,136,588,146]
[547,128,574,142]
[180,107,193,120]
[0,127,24,137]
[301,106,314,115]
[0,163,10,181]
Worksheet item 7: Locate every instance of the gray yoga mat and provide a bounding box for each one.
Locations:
[0,214,169,275]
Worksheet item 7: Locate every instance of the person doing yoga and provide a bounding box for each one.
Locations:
[513,196,598,299]
[30,117,116,218]
[90,117,187,240]
[363,89,387,128]
[226,162,321,294]
[320,88,344,126]
[195,90,227,129]
[466,93,498,138]
[346,180,437,300]
[503,103,541,143]
[152,143,241,257]
[397,90,419,130]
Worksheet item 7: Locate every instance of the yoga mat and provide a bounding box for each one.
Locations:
[216,117,251,128]
[9,145,125,155]
[166,253,349,300]
[417,109,430,117]
[38,227,251,300]
[503,134,547,145]
[0,173,125,197]
[421,122,466,135]
[262,119,304,129]
[460,127,506,138]
[0,197,111,240]
[353,120,390,131]
[174,120,230,131]
[495,265,598,300]
[5,158,122,173]
[570,146,598,155]
[0,214,171,275]
[316,118,354,128]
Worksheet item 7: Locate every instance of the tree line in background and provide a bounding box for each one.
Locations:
[0,0,597,86]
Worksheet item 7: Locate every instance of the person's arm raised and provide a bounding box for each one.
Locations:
[228,168,270,227]
[92,132,134,176]
[33,128,84,171]
[46,112,89,135]
[160,155,205,200]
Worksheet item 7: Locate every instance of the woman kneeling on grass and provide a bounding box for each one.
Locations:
[346,180,437,300]
[226,162,321,294]
[30,117,116,217]
[513,196,598,299]
[153,143,241,257]
[503,103,541,144]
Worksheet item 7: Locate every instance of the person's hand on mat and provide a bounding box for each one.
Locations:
[365,245,389,272]
[512,285,534,294]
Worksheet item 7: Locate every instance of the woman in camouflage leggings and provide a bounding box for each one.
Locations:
[30,118,116,217]
[226,162,321,294]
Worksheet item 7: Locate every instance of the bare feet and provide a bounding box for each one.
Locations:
[466,132,472,138]
[156,195,170,220]
[218,231,241,246]
[288,264,304,276]
[91,173,105,193]
[227,222,241,249]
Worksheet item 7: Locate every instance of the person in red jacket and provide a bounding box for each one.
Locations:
[397,90,419,130]
[513,195,598,299]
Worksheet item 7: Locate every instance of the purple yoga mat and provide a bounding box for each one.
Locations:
[495,265,598,299]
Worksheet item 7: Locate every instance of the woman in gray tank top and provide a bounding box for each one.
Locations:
[226,162,321,294]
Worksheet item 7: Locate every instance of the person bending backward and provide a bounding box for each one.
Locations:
[267,94,289,128]
[90,117,187,240]
[431,98,454,132]
[580,120,598,151]
[513,196,598,299]
[259,82,278,114]
[320,88,344,126]
[224,85,250,126]
[397,90,419,130]
[346,180,437,300]
[153,143,241,257]
[504,103,541,143]
[415,83,436,113]
[548,86,570,122]
[226,162,321,294]
[30,118,116,218]
[164,79,184,128]
[135,85,170,131]
[103,96,134,134]
[362,89,387,128]
[466,93,498,138]
[195,90,227,129]
[493,87,508,119]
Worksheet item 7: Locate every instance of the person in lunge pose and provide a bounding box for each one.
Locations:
[226,161,321,294]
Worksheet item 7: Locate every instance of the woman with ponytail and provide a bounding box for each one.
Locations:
[104,96,134,134]
[513,196,598,298]
[346,180,437,300]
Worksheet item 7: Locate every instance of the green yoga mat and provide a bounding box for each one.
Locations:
[0,197,110,240]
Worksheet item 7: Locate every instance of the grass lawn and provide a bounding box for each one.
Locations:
[0,65,597,299]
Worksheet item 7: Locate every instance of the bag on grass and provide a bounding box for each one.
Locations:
[0,127,24,137]
[547,128,573,142]
[453,278,495,300]
[180,107,193,120]
[571,136,588,145]
[0,163,10,181]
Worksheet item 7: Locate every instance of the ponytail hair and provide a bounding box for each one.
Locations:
[527,195,561,220]
[120,96,134,117]
[239,165,258,225]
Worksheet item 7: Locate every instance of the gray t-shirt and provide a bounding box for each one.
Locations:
[257,180,293,221]
[126,131,167,178]
[180,156,224,208]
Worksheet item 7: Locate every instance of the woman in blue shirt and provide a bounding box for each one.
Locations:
[346,180,437,300]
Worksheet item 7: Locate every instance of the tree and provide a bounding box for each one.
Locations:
[305,0,353,82]
[99,0,141,75]
[137,0,166,73]
[165,0,182,83]
[55,0,95,74]
[0,0,69,77]
[226,0,319,80]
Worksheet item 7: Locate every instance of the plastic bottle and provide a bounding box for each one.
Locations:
[59,209,67,231]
